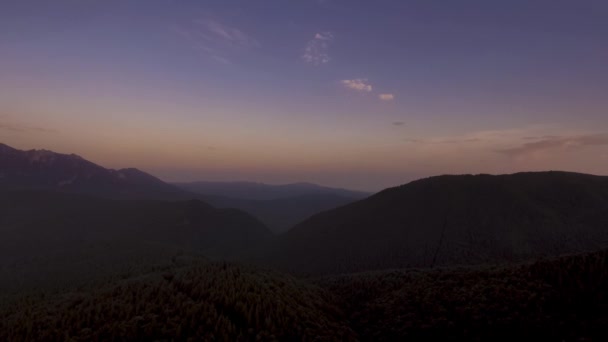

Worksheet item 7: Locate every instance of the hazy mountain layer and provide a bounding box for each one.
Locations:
[199,193,361,233]
[177,180,370,232]
[0,143,367,231]
[175,180,370,201]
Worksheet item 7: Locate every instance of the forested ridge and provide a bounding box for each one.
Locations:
[3,249,608,341]
[0,258,356,341]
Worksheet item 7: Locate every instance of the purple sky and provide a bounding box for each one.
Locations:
[1,0,607,191]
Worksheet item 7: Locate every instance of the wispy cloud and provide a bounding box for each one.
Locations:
[173,17,259,64]
[497,134,608,157]
[404,137,481,145]
[400,126,608,163]
[392,121,405,126]
[341,79,373,92]
[379,93,395,101]
[197,19,260,49]
[302,32,334,65]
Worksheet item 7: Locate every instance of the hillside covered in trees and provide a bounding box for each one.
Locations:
[2,249,608,341]
[0,258,356,341]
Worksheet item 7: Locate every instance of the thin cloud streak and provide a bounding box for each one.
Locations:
[195,19,260,49]
[497,134,608,157]
[173,17,259,64]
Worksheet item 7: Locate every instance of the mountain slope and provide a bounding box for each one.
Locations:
[0,190,273,292]
[266,171,608,274]
[0,143,185,200]
[0,190,272,256]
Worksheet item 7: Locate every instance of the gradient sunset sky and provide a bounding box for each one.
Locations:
[1,0,607,191]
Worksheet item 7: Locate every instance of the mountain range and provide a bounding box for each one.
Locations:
[3,142,608,340]
[4,143,608,277]
[0,143,183,200]
[0,143,364,231]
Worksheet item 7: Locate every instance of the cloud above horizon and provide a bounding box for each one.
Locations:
[302,32,334,65]
[497,134,608,157]
[341,79,372,92]
[379,93,394,101]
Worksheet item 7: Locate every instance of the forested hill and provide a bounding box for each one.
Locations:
[265,171,608,274]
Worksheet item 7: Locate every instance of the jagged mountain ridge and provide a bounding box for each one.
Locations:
[0,143,184,200]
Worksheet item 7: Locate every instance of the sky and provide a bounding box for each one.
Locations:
[1,0,607,191]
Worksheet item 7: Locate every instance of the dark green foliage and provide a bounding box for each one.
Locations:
[0,261,356,342]
[3,249,608,341]
[318,249,608,341]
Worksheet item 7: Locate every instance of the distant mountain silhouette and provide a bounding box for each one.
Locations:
[0,143,184,200]
[176,181,369,232]
[264,172,608,274]
[0,143,365,230]
[192,193,362,233]
[175,181,369,201]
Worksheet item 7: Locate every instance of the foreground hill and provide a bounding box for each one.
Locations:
[0,143,185,200]
[0,259,357,341]
[317,248,608,341]
[266,171,608,274]
[0,190,273,292]
[2,249,608,341]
